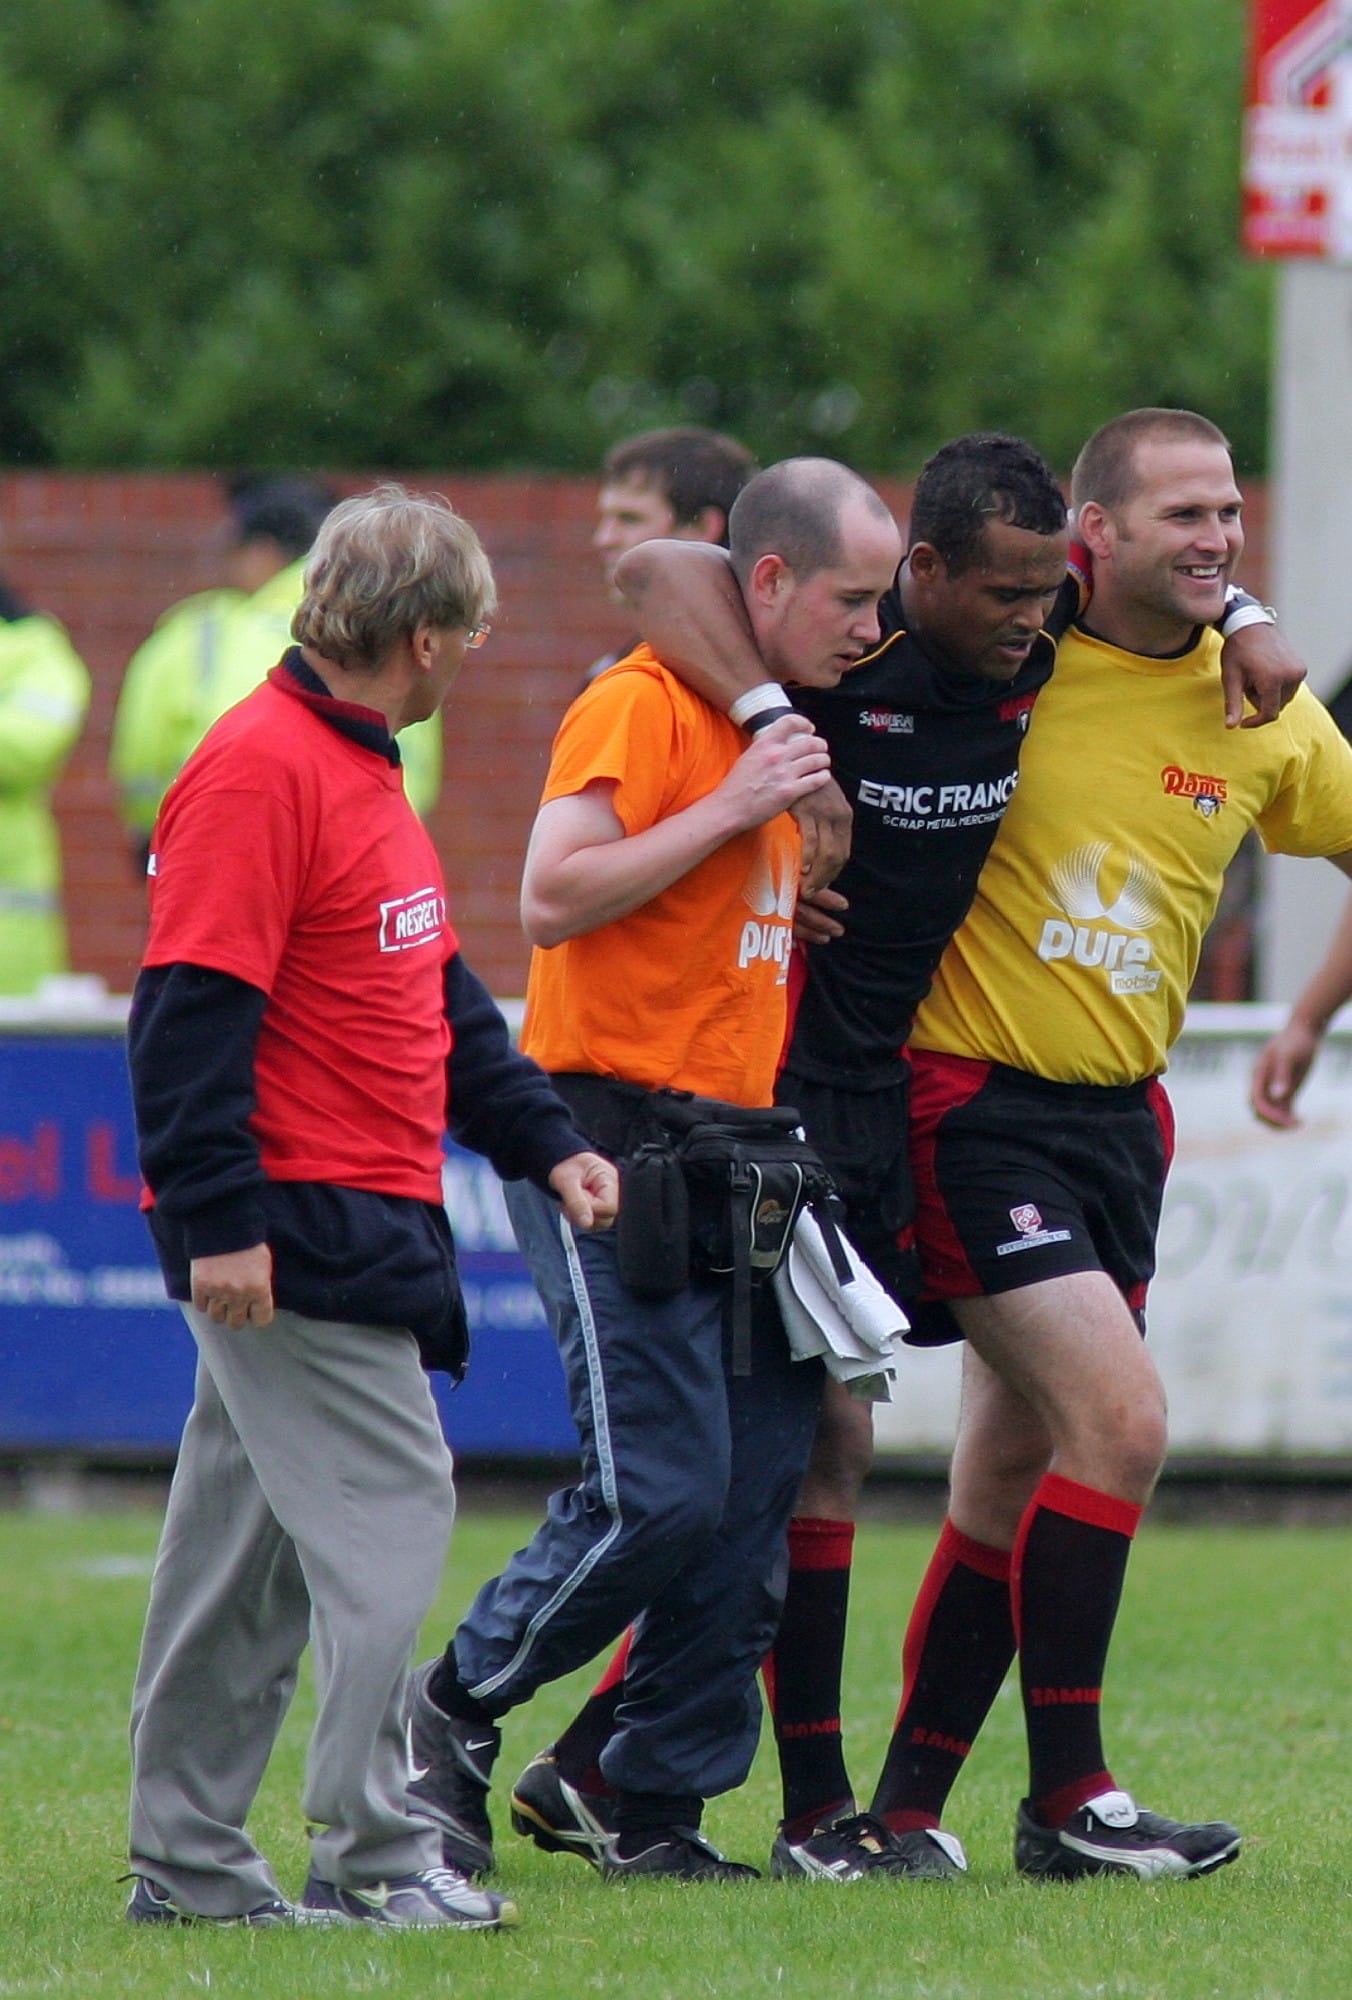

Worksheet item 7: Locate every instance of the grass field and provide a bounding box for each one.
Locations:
[1,1504,1350,1999]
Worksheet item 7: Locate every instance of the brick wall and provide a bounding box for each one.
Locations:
[0,471,1271,1001]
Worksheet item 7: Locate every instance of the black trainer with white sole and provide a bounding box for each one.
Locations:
[1014,1789,1241,1882]
[601,1827,760,1882]
[510,1749,618,1870]
[771,1812,968,1882]
[405,1659,500,1877]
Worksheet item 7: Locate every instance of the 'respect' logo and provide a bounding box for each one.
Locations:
[1162,765,1226,816]
[379,887,447,953]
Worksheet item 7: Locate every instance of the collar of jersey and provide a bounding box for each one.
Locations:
[271,648,401,766]
[1072,619,1209,668]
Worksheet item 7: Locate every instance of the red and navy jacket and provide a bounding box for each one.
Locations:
[129,650,587,1377]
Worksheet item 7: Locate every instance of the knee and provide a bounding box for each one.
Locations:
[1069,1379,1168,1504]
[612,1475,727,1578]
[964,1427,1048,1514]
[1108,1388,1169,1496]
[796,1387,874,1518]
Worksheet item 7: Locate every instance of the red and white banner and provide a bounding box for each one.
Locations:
[1244,0,1352,258]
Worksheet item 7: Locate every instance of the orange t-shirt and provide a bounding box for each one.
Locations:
[520,648,800,1108]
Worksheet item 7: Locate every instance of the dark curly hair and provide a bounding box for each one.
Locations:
[909,434,1067,574]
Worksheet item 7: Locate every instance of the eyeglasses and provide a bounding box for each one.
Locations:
[465,621,492,650]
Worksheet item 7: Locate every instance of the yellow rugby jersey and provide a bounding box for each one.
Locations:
[911,624,1352,1084]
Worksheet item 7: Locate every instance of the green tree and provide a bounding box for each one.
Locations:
[0,0,1272,473]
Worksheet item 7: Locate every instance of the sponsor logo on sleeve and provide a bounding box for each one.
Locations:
[379,887,447,952]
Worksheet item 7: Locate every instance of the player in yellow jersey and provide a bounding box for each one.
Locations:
[891,410,1352,1880]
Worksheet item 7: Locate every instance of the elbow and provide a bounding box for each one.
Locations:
[520,890,574,951]
[611,542,654,609]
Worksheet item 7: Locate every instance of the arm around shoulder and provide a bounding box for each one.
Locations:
[612,539,771,712]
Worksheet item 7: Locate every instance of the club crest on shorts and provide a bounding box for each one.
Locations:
[995,1202,1072,1258]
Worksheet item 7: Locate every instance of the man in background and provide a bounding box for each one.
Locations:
[111,476,441,864]
[586,426,757,681]
[0,549,90,994]
[110,477,335,863]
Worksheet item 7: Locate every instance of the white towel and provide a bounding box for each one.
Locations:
[772,1206,909,1403]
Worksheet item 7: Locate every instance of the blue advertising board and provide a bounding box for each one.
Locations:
[0,1029,575,1458]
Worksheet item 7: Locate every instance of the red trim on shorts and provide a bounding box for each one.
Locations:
[1146,1076,1175,1174]
[787,1516,856,1572]
[1032,1473,1143,1541]
[906,1048,992,1300]
[1123,1080,1172,1319]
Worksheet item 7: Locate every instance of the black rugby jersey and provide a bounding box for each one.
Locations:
[784,571,1079,1088]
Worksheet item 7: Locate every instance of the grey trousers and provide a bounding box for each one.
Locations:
[128,1305,455,1914]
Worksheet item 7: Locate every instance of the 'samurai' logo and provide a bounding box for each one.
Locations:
[859,708,914,734]
[1162,764,1227,817]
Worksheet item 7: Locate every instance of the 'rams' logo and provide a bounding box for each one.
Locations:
[1162,764,1226,816]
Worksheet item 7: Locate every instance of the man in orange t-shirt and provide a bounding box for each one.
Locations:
[409,458,901,1881]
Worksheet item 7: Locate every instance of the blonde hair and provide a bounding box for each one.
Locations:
[292,483,497,670]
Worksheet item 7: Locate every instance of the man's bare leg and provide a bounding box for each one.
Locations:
[950,1272,1165,1828]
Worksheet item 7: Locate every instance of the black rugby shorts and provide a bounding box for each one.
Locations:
[775,1064,919,1310]
[904,1048,1174,1345]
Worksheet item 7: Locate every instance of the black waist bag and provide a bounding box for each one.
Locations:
[616,1090,841,1375]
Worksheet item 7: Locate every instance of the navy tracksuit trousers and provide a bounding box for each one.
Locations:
[452,1178,823,1801]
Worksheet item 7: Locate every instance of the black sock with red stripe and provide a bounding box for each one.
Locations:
[552,1631,631,1795]
[871,1519,1014,1833]
[1011,1472,1142,1827]
[765,1517,856,1836]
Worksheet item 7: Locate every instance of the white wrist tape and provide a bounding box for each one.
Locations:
[728,682,794,730]
[1219,601,1276,637]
